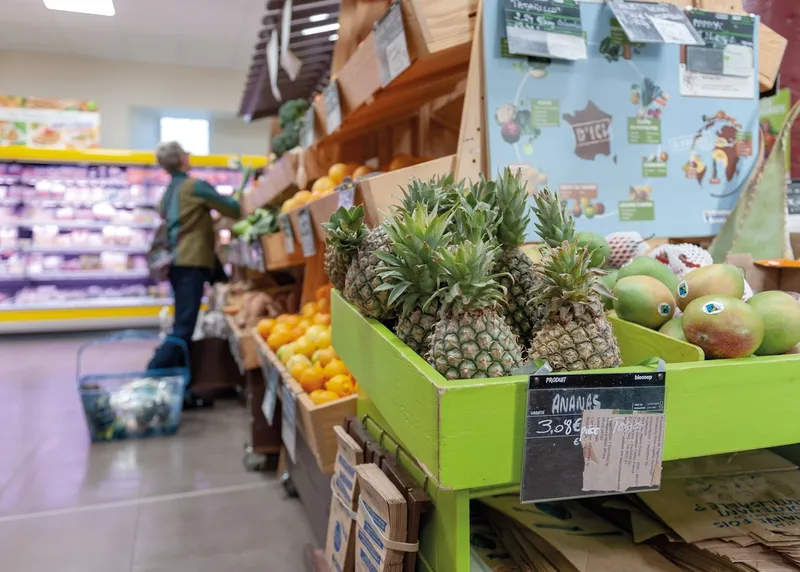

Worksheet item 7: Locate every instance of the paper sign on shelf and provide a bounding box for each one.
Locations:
[282,384,297,463]
[296,206,316,257]
[337,180,355,209]
[604,0,704,45]
[520,366,666,503]
[323,81,342,134]
[301,105,315,149]
[280,0,303,80]
[503,0,588,61]
[686,9,755,77]
[278,214,295,254]
[374,1,412,86]
[264,364,280,426]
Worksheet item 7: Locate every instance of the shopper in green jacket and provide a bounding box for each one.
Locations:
[147,141,241,408]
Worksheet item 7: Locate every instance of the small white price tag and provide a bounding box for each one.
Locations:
[281,384,297,463]
[374,2,411,86]
[302,105,315,149]
[263,364,280,426]
[297,206,317,257]
[278,214,295,254]
[324,81,342,134]
[337,186,355,209]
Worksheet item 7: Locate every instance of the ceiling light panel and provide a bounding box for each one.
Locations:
[309,13,329,22]
[300,22,339,36]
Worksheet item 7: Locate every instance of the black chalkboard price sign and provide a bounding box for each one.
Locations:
[520,368,666,503]
[788,179,800,217]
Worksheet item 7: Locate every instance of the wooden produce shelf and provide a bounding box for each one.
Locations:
[247,153,301,214]
[253,331,357,475]
[261,233,304,271]
[314,0,474,146]
[225,315,260,373]
[331,290,800,492]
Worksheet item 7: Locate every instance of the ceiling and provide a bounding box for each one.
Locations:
[0,0,266,71]
[238,0,340,121]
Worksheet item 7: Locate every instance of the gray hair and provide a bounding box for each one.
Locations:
[155,141,186,173]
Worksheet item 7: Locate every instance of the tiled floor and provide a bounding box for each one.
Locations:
[0,333,313,571]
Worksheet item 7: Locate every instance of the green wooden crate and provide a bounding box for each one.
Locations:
[332,291,800,492]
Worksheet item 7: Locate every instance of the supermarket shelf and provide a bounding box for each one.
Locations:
[12,220,159,230]
[331,291,800,492]
[0,297,172,311]
[28,270,150,281]
[19,246,148,254]
[0,147,268,169]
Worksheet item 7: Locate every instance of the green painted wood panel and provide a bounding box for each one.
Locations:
[609,314,705,364]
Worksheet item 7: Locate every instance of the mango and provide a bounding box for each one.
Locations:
[746,291,800,355]
[577,232,611,268]
[658,316,686,342]
[617,257,679,294]
[676,263,744,311]
[682,295,764,359]
[613,275,675,329]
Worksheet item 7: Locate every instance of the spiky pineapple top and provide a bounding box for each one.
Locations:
[532,187,575,248]
[397,174,462,216]
[493,168,532,249]
[322,205,367,291]
[532,241,612,324]
[434,240,507,315]
[374,204,452,314]
[448,179,500,244]
[322,205,367,254]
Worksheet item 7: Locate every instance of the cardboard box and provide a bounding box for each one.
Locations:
[726,254,800,293]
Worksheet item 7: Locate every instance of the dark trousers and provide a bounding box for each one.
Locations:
[148,266,210,378]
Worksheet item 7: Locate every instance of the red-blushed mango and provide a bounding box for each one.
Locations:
[676,264,745,311]
[682,295,764,359]
[746,290,800,355]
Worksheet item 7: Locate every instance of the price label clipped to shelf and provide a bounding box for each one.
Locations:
[282,384,297,463]
[604,0,703,45]
[324,81,342,135]
[278,214,295,254]
[374,1,411,86]
[258,351,279,426]
[302,105,315,149]
[520,363,666,503]
[337,180,355,209]
[296,206,317,257]
[789,180,800,217]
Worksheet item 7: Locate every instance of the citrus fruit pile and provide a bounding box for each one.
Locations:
[256,284,356,405]
[281,162,372,213]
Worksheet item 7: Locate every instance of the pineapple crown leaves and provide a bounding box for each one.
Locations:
[432,239,508,315]
[531,240,611,323]
[322,205,367,254]
[449,179,501,244]
[396,173,463,216]
[531,187,575,248]
[492,168,532,249]
[373,204,453,313]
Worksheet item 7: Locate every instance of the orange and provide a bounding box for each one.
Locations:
[277,313,299,325]
[316,297,331,314]
[389,155,416,171]
[256,317,276,339]
[299,364,326,393]
[276,344,295,364]
[294,190,312,205]
[305,324,327,343]
[313,312,331,326]
[289,325,306,342]
[287,355,312,380]
[353,165,373,179]
[316,284,333,302]
[309,389,339,406]
[314,329,331,350]
[325,374,354,397]
[323,358,348,379]
[327,163,353,185]
[311,347,336,367]
[311,176,335,193]
[281,197,299,213]
[267,330,292,350]
[309,189,327,202]
[301,301,318,318]
[293,335,316,358]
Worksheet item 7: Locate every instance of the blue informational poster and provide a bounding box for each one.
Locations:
[484,0,760,239]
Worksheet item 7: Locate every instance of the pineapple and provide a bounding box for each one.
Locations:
[322,205,367,292]
[491,168,541,341]
[398,173,462,215]
[448,178,500,244]
[529,241,621,371]
[343,223,395,320]
[531,187,575,247]
[427,240,523,379]
[375,204,452,355]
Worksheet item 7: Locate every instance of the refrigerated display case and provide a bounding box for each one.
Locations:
[0,147,266,334]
